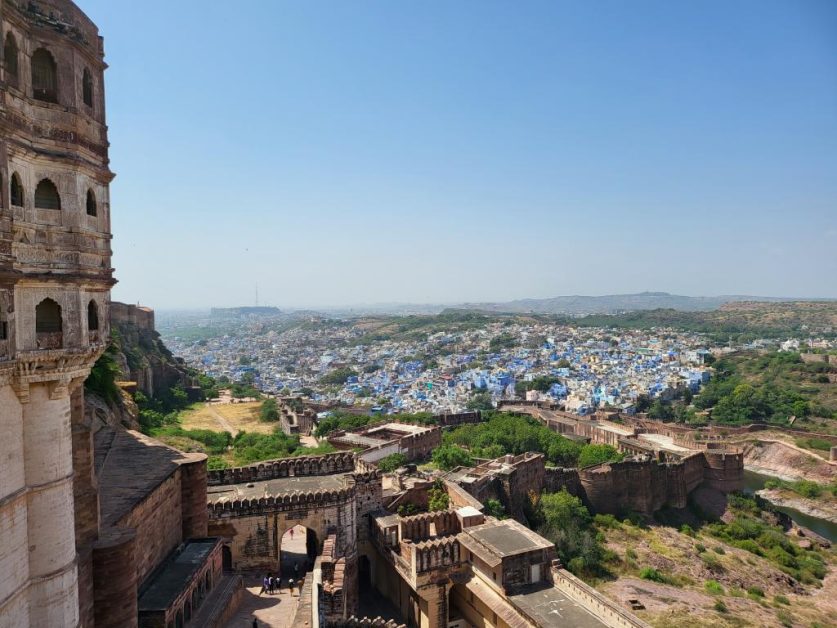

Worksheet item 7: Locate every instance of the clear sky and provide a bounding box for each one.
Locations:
[82,0,837,309]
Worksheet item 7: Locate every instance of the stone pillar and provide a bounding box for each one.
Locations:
[0,383,29,628]
[71,385,99,628]
[92,528,138,628]
[22,383,80,628]
[180,456,209,539]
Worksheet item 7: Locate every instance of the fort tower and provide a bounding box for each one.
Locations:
[0,1,113,626]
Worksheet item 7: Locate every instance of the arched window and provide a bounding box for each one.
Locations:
[31,48,57,103]
[10,172,23,207]
[86,189,97,216]
[87,300,99,331]
[4,33,18,86]
[36,298,62,349]
[35,179,61,210]
[82,68,93,107]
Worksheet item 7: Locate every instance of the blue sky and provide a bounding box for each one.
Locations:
[82,1,837,308]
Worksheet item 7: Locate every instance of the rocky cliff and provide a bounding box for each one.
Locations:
[84,302,196,430]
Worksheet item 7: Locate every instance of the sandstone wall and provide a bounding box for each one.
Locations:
[118,470,183,587]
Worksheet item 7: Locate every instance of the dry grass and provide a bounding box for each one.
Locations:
[180,401,272,435]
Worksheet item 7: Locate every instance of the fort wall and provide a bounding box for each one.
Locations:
[207,452,356,486]
[118,471,183,587]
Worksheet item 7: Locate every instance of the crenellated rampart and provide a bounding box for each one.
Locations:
[207,452,356,486]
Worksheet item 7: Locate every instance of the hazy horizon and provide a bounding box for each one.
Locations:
[76,1,836,309]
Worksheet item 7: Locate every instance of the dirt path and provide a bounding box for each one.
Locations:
[206,404,240,437]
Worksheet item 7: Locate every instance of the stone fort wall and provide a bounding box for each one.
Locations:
[207,452,356,486]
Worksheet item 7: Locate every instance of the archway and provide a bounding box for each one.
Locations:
[279,524,318,584]
[221,545,232,572]
[35,298,62,349]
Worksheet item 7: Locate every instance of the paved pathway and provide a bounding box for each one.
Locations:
[223,525,308,628]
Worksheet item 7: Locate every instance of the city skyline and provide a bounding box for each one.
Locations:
[78,0,837,308]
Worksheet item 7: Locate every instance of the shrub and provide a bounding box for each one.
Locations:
[700,552,723,571]
[639,567,667,583]
[484,498,507,520]
[704,580,724,595]
[428,480,450,512]
[713,546,726,554]
[260,398,280,422]
[747,586,764,598]
[625,548,638,561]
[431,444,474,470]
[714,600,728,613]
[695,543,706,553]
[594,513,621,529]
[776,610,793,627]
[680,524,696,537]
[773,594,790,605]
[377,453,408,473]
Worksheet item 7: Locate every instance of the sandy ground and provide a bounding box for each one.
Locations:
[181,401,274,435]
[224,525,308,628]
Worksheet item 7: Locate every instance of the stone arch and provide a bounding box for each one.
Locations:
[4,32,18,86]
[82,67,93,107]
[31,48,58,103]
[86,188,97,216]
[35,298,62,349]
[10,172,23,207]
[34,178,61,210]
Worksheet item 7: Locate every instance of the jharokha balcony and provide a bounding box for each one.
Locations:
[36,331,63,350]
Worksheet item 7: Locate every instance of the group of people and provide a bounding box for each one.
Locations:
[258,563,302,596]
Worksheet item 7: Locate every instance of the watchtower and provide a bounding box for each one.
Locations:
[0,1,113,626]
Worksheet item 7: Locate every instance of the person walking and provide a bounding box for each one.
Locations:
[267,573,274,595]
[252,617,259,628]
[289,578,295,596]
[259,574,268,596]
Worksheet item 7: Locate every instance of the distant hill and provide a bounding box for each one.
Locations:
[460,292,795,315]
[210,306,281,318]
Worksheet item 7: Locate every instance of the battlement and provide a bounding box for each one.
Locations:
[408,537,462,574]
[208,487,355,517]
[207,452,356,486]
[399,509,461,542]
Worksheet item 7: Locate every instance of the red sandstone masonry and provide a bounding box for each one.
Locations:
[207,452,356,486]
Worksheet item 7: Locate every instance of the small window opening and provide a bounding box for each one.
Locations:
[4,34,18,86]
[10,172,23,206]
[82,68,93,107]
[86,189,97,216]
[87,300,99,331]
[35,179,61,210]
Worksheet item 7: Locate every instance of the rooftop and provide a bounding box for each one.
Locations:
[138,538,220,612]
[462,519,553,559]
[95,427,205,527]
[510,583,609,627]
[206,472,351,503]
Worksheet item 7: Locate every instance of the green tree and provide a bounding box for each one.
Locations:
[535,490,606,577]
[467,390,494,411]
[428,480,450,511]
[431,444,474,470]
[378,453,408,473]
[577,444,623,468]
[260,398,280,422]
[320,367,358,385]
[483,498,507,519]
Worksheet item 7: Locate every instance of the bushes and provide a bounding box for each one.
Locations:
[484,498,506,520]
[428,480,450,512]
[320,367,357,385]
[639,567,672,584]
[444,412,622,468]
[377,453,407,473]
[704,579,724,595]
[534,490,607,578]
[260,398,280,422]
[795,437,832,452]
[431,444,474,470]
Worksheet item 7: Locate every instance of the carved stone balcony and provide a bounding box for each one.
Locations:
[36,331,63,350]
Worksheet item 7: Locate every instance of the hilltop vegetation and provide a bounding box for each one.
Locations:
[693,351,837,427]
[442,412,623,468]
[563,301,837,342]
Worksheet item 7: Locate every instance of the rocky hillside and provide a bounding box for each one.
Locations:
[84,302,197,430]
